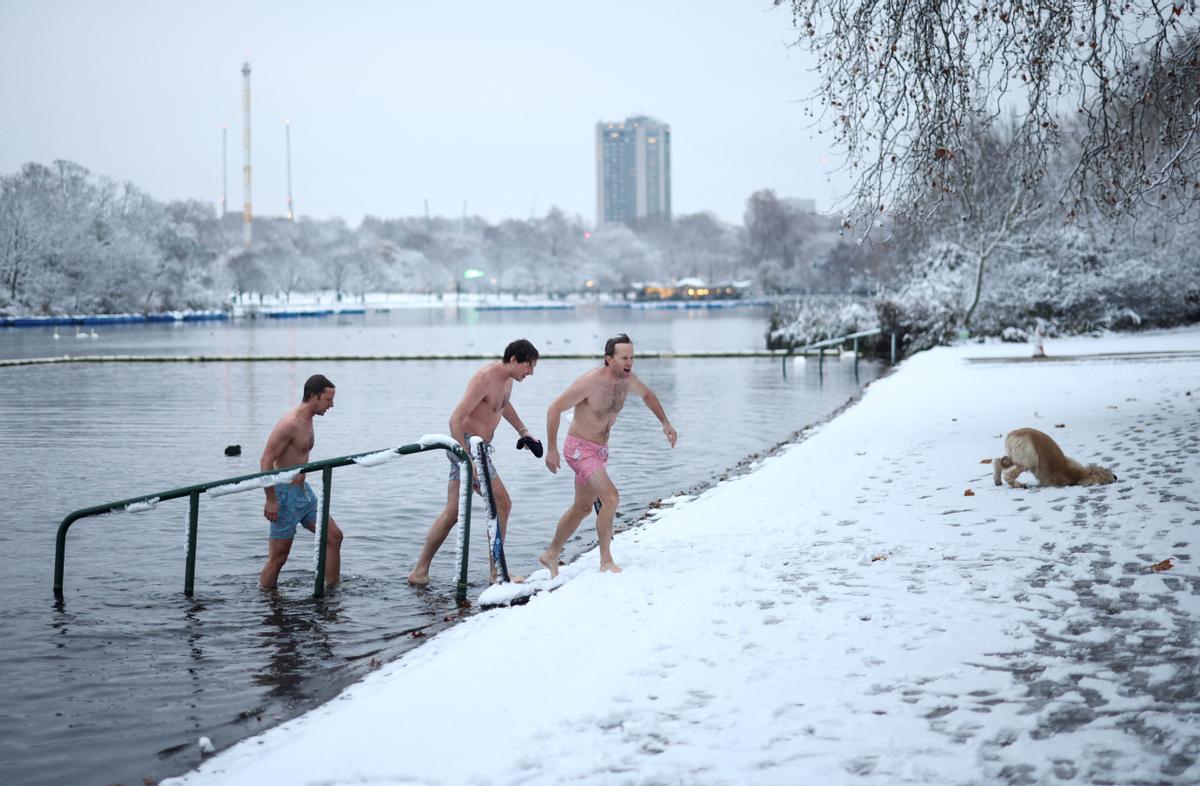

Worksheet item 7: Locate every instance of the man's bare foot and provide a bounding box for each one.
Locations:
[599,561,622,574]
[488,571,524,585]
[538,551,560,579]
[407,570,430,586]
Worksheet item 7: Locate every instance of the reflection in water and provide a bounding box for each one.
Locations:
[253,595,337,703]
[50,606,73,647]
[183,602,206,728]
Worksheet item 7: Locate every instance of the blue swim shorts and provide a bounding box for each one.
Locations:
[270,482,318,540]
[447,441,498,482]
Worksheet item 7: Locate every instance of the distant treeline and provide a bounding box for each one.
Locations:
[8,159,1193,354]
[0,160,883,316]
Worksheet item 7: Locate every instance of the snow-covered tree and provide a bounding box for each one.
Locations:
[775,0,1200,227]
[743,189,807,270]
[585,224,663,292]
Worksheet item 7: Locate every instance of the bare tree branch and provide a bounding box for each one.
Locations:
[776,0,1199,228]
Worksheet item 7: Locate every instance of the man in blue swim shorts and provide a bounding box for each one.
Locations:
[259,374,344,589]
[269,481,319,540]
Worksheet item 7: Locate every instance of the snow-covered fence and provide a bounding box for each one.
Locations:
[53,438,476,605]
[780,327,894,380]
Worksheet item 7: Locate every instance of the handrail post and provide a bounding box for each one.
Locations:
[818,347,824,382]
[314,467,333,598]
[853,336,860,380]
[890,332,897,364]
[782,345,790,379]
[455,449,473,605]
[53,513,80,601]
[184,492,199,596]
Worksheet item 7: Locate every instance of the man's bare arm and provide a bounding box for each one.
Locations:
[501,401,531,439]
[259,419,294,517]
[544,377,591,472]
[631,375,677,448]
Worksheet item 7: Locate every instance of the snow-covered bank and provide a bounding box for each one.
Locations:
[165,329,1200,786]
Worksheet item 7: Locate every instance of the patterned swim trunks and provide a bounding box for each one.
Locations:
[270,481,318,540]
[563,434,609,486]
[447,440,498,482]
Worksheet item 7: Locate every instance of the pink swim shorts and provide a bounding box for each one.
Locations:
[563,434,609,485]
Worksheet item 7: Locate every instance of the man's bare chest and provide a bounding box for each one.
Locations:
[284,424,315,459]
[589,384,628,417]
[478,380,511,414]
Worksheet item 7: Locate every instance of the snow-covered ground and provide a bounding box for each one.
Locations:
[165,329,1200,786]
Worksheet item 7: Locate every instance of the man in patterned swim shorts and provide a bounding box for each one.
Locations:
[407,339,541,586]
[259,374,343,589]
[540,333,677,577]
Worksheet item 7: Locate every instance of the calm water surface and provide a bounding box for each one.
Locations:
[0,306,882,786]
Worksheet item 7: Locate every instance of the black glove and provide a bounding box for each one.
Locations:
[516,435,544,458]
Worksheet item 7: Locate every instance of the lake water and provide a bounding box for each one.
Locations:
[0,304,883,786]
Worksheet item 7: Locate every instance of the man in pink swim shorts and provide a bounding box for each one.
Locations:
[540,333,677,577]
[562,434,608,485]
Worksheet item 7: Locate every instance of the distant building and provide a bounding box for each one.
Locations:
[595,116,671,226]
[632,278,749,301]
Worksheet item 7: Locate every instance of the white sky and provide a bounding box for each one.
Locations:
[0,1,849,227]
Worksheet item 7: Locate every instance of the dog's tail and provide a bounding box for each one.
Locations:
[992,456,1012,486]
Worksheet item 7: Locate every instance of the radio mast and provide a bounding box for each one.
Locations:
[241,59,253,246]
[285,120,294,221]
[220,124,227,218]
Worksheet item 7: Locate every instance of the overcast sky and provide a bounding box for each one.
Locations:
[0,1,846,227]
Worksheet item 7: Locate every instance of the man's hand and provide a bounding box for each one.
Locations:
[516,435,544,458]
[264,499,279,522]
[663,423,677,448]
[545,447,560,474]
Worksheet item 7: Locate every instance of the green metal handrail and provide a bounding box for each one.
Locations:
[53,440,474,604]
[782,327,896,380]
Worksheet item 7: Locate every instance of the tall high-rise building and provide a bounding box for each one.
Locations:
[595,115,671,226]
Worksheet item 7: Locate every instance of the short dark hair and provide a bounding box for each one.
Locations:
[604,333,632,361]
[503,339,539,364]
[302,374,335,401]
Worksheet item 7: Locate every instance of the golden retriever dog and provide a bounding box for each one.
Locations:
[993,427,1117,488]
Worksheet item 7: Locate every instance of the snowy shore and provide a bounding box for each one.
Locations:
[165,329,1199,786]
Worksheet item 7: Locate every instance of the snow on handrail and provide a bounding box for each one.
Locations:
[353,449,401,467]
[205,469,300,498]
[787,327,883,353]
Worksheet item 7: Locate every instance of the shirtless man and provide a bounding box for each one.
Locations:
[407,339,540,586]
[259,374,343,589]
[540,333,676,577]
